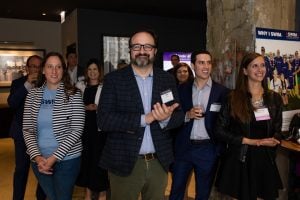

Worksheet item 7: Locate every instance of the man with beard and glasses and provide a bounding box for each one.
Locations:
[97,29,184,200]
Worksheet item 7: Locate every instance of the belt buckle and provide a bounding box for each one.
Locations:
[144,153,155,161]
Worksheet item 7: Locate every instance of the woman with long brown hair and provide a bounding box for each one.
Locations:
[215,52,283,200]
[76,58,108,200]
[23,52,85,200]
[172,62,194,85]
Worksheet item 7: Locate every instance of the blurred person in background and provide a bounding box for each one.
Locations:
[7,55,46,200]
[173,62,194,85]
[76,58,109,200]
[167,54,180,74]
[66,51,83,85]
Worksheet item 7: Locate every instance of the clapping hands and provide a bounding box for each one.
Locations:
[145,102,179,124]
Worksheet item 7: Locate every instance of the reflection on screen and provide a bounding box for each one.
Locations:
[163,52,192,71]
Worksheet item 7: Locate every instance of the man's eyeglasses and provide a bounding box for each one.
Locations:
[130,44,156,51]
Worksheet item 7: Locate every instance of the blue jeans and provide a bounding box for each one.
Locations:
[13,139,46,200]
[31,156,81,200]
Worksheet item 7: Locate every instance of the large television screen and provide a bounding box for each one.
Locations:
[163,52,192,71]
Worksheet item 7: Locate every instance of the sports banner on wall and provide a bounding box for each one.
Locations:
[255,27,300,131]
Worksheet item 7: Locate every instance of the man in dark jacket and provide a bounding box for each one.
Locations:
[7,55,46,200]
[97,29,184,200]
[169,50,229,200]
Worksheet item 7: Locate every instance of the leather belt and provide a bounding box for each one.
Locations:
[138,153,157,161]
[190,139,211,145]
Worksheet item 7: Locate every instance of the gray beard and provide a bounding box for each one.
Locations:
[133,59,149,68]
[131,56,155,68]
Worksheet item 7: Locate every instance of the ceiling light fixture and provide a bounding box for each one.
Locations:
[42,13,46,16]
[0,41,34,45]
[60,11,66,23]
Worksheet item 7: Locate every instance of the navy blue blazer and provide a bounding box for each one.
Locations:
[174,80,229,157]
[7,76,29,140]
[97,65,184,176]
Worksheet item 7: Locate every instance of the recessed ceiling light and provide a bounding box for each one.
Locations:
[60,11,66,23]
[42,13,46,16]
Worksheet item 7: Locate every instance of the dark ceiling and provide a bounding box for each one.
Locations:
[1,0,207,22]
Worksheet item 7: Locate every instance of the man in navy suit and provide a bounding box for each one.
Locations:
[97,29,184,200]
[7,55,46,200]
[169,50,229,200]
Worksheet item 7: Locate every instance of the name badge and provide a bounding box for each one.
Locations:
[160,89,174,104]
[210,103,221,112]
[254,108,271,121]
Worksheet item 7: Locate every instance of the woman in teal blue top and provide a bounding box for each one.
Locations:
[23,52,85,200]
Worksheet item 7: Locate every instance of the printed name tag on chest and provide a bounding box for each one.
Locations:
[160,89,174,104]
[254,108,271,121]
[209,103,221,112]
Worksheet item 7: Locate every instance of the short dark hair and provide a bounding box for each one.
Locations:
[26,55,42,66]
[171,54,180,60]
[66,51,77,58]
[128,29,158,48]
[191,50,212,64]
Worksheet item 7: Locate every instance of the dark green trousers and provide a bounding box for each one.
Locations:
[109,158,168,200]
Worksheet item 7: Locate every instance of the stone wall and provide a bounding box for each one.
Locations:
[206,0,296,89]
[207,0,254,57]
[207,0,295,57]
[254,0,296,31]
[206,0,296,199]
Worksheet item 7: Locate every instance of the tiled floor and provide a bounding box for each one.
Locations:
[0,138,197,200]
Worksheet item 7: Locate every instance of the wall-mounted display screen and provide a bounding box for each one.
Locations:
[163,52,192,71]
